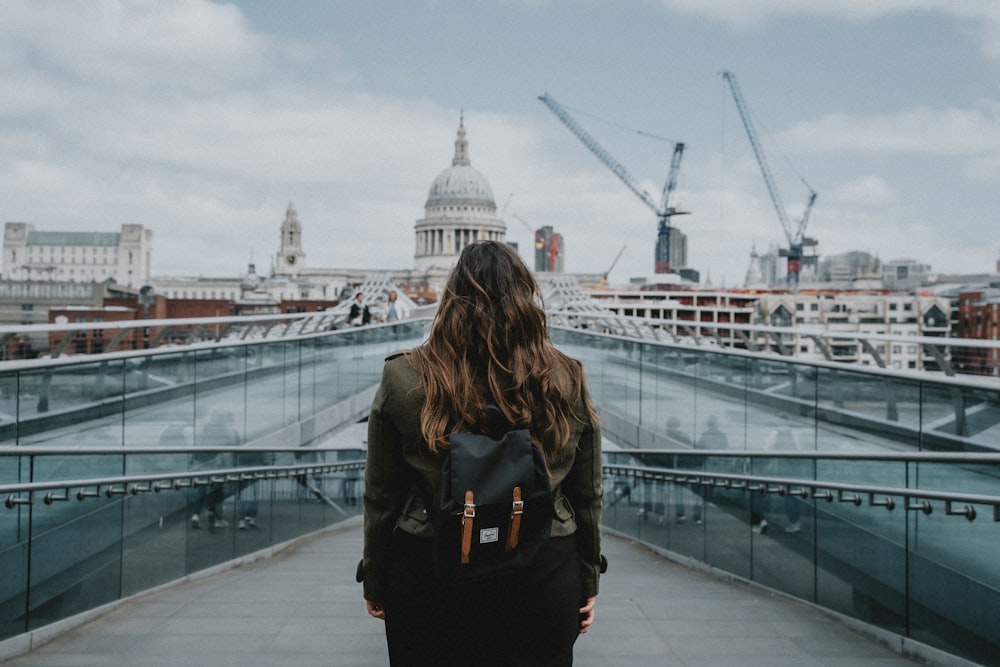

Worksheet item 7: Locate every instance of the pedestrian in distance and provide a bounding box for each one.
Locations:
[384,289,408,323]
[360,240,604,667]
[349,292,371,326]
[190,408,239,530]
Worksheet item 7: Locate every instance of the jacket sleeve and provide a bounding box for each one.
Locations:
[360,362,409,602]
[560,381,604,599]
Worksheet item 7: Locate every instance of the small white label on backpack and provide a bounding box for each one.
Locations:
[480,527,499,544]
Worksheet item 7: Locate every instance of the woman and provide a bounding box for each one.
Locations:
[361,241,603,666]
[384,289,408,323]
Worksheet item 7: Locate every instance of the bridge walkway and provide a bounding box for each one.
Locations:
[2,519,923,667]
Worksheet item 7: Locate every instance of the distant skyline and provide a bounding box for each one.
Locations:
[3,1,999,287]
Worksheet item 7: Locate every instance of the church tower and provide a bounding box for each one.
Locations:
[414,115,506,272]
[275,203,305,276]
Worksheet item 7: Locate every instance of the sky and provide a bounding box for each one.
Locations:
[2,0,1000,288]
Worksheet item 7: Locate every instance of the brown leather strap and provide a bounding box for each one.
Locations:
[461,490,475,564]
[505,486,523,552]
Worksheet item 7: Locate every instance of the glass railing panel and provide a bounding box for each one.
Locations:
[16,360,127,447]
[920,385,1000,452]
[958,387,1000,452]
[73,443,191,611]
[638,344,667,436]
[811,457,908,629]
[193,347,246,449]
[25,451,130,624]
[697,353,751,451]
[121,482,190,598]
[0,373,18,447]
[700,456,753,580]
[745,454,817,602]
[182,477,240,574]
[0,454,28,641]
[743,357,799,451]
[27,489,124,631]
[123,353,197,449]
[814,367,922,450]
[246,342,296,441]
[299,338,317,420]
[907,459,1000,664]
[664,455,707,560]
[610,338,642,429]
[270,450,321,544]
[648,345,700,447]
[907,458,1000,654]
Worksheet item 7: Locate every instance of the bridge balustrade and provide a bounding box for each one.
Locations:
[1,317,999,665]
[555,325,1000,666]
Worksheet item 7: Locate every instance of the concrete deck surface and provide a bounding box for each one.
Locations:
[2,518,931,667]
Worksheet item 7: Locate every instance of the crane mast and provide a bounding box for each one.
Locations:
[721,71,817,287]
[538,93,687,275]
[656,143,685,273]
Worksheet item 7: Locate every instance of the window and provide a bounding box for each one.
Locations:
[892,345,902,354]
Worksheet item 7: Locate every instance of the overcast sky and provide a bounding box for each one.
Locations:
[3,0,999,287]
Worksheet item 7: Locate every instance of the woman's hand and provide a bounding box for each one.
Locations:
[578,596,596,634]
[366,600,386,620]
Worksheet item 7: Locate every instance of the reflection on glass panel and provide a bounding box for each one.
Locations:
[908,462,1000,665]
[120,350,198,447]
[910,460,1000,593]
[247,342,294,441]
[300,338,317,419]
[0,454,28,640]
[17,361,127,447]
[0,373,19,447]
[921,385,1000,453]
[28,494,124,631]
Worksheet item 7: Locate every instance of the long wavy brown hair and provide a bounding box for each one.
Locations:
[410,241,591,464]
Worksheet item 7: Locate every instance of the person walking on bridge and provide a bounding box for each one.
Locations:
[360,240,604,666]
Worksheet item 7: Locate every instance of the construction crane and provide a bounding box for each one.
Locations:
[538,93,687,274]
[721,71,818,288]
[597,244,627,289]
[514,214,560,272]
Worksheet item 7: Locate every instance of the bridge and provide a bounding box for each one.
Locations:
[0,311,997,666]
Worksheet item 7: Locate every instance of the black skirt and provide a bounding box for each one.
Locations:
[383,529,582,667]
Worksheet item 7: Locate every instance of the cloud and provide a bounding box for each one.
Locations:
[826,176,900,208]
[658,0,1000,61]
[776,105,1000,157]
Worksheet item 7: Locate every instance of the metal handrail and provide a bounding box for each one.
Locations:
[604,463,999,522]
[0,445,363,456]
[616,449,1000,463]
[1,461,364,509]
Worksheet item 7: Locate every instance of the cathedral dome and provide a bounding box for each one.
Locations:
[426,164,495,208]
[424,117,496,210]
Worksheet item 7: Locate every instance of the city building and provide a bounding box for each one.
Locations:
[956,287,1000,376]
[413,115,506,274]
[587,286,950,370]
[881,258,933,291]
[1,116,500,334]
[533,225,564,273]
[589,287,757,330]
[3,223,152,287]
[755,291,951,370]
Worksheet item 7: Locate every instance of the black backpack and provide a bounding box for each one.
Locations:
[434,410,552,582]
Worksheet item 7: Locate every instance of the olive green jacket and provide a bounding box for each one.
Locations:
[360,351,603,602]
